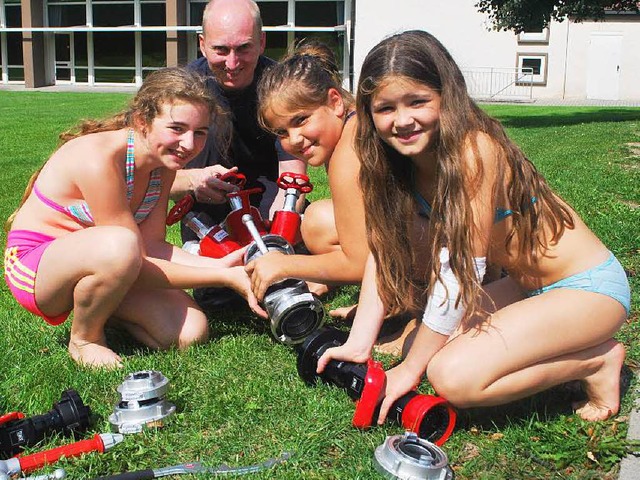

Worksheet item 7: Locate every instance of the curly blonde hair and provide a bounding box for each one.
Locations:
[6,67,230,231]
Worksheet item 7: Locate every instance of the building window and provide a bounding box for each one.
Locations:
[516,53,548,86]
[1,0,24,82]
[1,0,352,87]
[517,28,549,44]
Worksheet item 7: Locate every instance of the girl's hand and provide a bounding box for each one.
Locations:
[226,266,268,319]
[244,251,287,301]
[316,341,372,374]
[217,246,247,268]
[376,362,423,424]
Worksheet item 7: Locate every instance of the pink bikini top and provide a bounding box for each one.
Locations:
[33,130,162,226]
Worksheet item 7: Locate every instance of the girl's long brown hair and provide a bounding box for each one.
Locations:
[356,30,574,326]
[6,67,229,230]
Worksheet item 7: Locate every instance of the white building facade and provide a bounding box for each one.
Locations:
[1,0,638,101]
[353,0,640,101]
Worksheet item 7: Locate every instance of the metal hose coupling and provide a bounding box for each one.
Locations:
[108,371,176,434]
[374,432,454,480]
[243,230,325,345]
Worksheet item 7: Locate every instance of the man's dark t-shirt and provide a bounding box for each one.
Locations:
[182,55,288,242]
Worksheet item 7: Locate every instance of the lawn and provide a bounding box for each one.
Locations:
[0,91,638,479]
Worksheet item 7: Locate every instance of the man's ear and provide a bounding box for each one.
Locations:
[199,33,206,57]
[259,31,266,55]
[327,88,345,118]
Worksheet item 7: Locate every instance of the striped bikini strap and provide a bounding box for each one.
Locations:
[125,129,163,223]
[125,129,135,200]
[133,169,162,223]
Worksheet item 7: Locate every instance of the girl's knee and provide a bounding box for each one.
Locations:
[97,227,143,277]
[427,353,480,407]
[177,311,209,348]
[301,201,337,253]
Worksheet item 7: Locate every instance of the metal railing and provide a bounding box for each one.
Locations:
[462,67,534,102]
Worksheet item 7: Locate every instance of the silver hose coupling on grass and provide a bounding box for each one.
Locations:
[374,432,453,480]
[108,371,176,434]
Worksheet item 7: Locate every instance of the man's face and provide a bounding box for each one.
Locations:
[199,11,265,91]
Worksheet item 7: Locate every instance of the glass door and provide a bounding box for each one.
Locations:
[54,32,74,83]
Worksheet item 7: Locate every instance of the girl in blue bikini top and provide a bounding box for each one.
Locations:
[318,30,629,425]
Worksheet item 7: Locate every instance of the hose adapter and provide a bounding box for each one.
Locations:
[108,371,176,434]
[0,390,91,458]
[296,327,456,445]
[374,432,453,480]
[245,234,325,345]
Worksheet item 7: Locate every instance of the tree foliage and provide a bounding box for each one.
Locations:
[475,0,640,32]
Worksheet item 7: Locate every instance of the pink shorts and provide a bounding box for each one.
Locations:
[4,230,70,325]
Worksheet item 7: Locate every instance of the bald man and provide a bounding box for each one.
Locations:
[171,0,306,310]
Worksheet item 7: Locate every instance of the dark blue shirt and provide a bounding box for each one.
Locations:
[182,56,292,241]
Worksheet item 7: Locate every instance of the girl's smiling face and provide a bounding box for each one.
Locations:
[263,88,346,167]
[143,101,211,170]
[370,76,441,165]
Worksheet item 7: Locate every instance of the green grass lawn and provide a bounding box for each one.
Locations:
[0,91,638,479]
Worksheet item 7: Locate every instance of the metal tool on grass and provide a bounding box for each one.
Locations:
[374,432,453,479]
[91,451,292,480]
[0,433,123,477]
[0,467,66,480]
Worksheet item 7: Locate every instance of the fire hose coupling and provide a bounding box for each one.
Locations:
[109,371,176,434]
[242,221,326,345]
[296,327,457,446]
[0,390,92,458]
[374,432,453,480]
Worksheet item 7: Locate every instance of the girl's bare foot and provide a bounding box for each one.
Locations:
[68,339,123,369]
[307,281,330,297]
[573,340,625,421]
[375,318,419,357]
[329,304,357,320]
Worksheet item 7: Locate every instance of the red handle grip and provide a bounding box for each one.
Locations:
[18,434,105,473]
[352,359,385,429]
[226,187,265,206]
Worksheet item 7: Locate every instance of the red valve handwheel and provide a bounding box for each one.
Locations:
[166,194,195,225]
[226,187,265,204]
[277,172,313,194]
[218,171,247,188]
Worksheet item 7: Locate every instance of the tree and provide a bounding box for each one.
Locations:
[475,0,640,33]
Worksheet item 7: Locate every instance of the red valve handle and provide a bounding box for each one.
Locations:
[226,187,264,203]
[277,172,313,193]
[0,412,25,426]
[218,171,247,188]
[166,194,195,225]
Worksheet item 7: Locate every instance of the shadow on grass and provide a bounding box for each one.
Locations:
[206,304,270,339]
[493,108,640,129]
[456,363,635,431]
